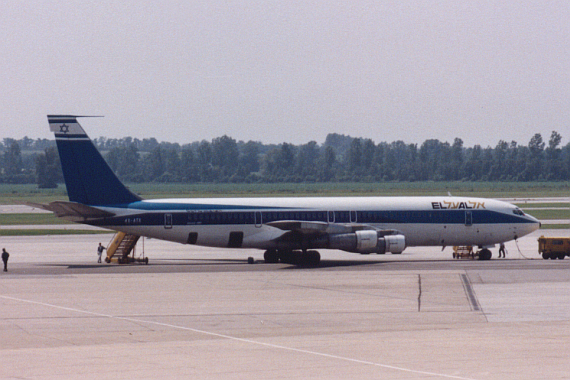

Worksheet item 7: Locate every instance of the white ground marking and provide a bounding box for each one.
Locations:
[0,294,478,380]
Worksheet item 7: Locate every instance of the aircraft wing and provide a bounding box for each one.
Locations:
[266,220,390,235]
[24,201,115,222]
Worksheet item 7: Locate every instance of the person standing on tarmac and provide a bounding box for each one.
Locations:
[2,248,9,272]
[97,243,106,263]
[498,242,506,258]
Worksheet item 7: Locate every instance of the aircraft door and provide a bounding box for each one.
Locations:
[255,211,262,228]
[350,210,357,223]
[328,211,335,223]
[465,210,472,226]
[164,213,173,229]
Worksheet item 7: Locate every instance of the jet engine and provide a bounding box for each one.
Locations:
[326,231,406,254]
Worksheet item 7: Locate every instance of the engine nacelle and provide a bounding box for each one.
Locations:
[355,230,379,253]
[383,234,406,254]
[327,231,406,254]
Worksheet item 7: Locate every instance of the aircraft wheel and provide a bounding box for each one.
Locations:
[279,250,297,264]
[305,250,321,266]
[542,252,551,260]
[264,249,279,263]
[478,249,492,261]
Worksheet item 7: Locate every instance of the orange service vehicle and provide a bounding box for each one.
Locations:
[538,236,570,260]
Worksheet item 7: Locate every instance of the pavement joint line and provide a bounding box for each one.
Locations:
[460,274,481,312]
[0,294,478,380]
[418,274,422,312]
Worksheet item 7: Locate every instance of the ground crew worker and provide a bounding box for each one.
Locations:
[2,248,9,272]
[97,243,106,263]
[499,242,506,258]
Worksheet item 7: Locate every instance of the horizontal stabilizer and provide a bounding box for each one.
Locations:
[24,201,115,222]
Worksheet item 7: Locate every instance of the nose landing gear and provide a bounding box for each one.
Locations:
[477,248,492,261]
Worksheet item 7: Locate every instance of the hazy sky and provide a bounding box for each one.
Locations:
[2,1,569,147]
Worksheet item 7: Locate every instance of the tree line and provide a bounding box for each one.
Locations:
[1,131,569,188]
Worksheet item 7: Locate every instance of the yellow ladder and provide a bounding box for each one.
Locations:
[105,232,143,264]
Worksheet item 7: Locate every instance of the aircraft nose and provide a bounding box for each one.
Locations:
[529,215,541,231]
[522,212,541,233]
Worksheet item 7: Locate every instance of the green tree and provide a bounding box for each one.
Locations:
[162,147,182,182]
[361,139,375,175]
[464,145,483,180]
[144,146,165,181]
[295,141,320,180]
[261,143,296,182]
[3,142,23,179]
[348,138,362,175]
[419,140,443,180]
[526,133,545,180]
[212,135,239,179]
[35,147,60,188]
[320,145,336,181]
[181,146,198,182]
[324,133,353,157]
[240,141,261,174]
[546,131,562,180]
[197,141,213,181]
[449,138,464,180]
[106,143,141,182]
[490,140,508,180]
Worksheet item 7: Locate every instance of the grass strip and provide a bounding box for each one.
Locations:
[1,181,570,203]
[0,229,112,236]
[540,224,570,230]
[0,213,67,225]
[516,203,570,209]
[522,209,570,220]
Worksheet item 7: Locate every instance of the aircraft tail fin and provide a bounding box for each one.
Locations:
[48,115,142,206]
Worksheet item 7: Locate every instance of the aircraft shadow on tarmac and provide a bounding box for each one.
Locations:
[54,258,414,270]
[34,257,547,275]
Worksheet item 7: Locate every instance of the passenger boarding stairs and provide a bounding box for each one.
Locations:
[105,232,147,264]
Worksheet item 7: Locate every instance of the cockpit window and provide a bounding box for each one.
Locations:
[512,208,525,216]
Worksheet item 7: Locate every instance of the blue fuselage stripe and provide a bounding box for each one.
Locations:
[87,208,534,227]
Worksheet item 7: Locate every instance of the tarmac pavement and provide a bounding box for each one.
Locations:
[0,229,569,379]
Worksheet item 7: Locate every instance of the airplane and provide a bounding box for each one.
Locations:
[35,115,540,265]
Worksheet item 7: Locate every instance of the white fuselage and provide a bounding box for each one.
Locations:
[88,196,540,252]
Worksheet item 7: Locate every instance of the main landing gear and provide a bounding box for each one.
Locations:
[264,249,321,266]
